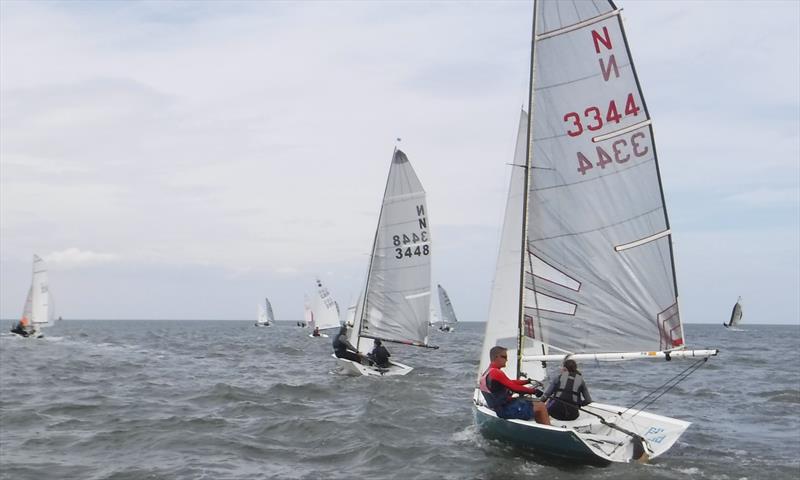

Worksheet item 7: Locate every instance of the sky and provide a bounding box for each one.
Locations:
[1,0,798,325]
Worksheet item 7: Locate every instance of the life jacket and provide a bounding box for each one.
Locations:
[549,372,583,420]
[479,367,510,410]
[371,346,390,367]
[20,317,29,327]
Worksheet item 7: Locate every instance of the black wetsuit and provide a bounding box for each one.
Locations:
[368,345,391,368]
[332,332,362,363]
[10,324,31,337]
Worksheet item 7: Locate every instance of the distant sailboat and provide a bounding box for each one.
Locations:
[10,255,53,339]
[335,149,437,376]
[472,0,719,464]
[724,297,743,329]
[306,278,339,338]
[436,284,458,332]
[255,298,274,327]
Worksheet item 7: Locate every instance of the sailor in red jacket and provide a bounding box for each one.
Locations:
[479,346,550,425]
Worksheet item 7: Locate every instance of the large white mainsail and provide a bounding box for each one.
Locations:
[12,255,52,338]
[307,278,341,331]
[255,297,273,326]
[339,149,433,376]
[473,0,718,464]
[437,285,458,332]
[724,296,743,328]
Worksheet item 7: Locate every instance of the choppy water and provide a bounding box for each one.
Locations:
[1,321,798,479]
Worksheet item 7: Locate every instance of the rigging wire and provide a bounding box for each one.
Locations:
[622,357,709,417]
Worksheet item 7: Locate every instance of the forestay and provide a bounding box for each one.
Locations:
[526,0,684,356]
[478,111,535,380]
[354,150,432,350]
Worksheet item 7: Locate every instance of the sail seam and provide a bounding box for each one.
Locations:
[534,61,631,92]
[529,206,662,242]
[531,157,654,192]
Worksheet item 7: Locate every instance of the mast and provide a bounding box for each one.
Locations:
[355,147,398,351]
[516,0,539,378]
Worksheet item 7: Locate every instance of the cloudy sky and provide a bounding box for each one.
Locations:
[1,0,798,325]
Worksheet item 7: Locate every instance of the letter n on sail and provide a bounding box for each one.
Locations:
[658,303,683,349]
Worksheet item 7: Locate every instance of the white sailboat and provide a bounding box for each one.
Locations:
[473,0,718,464]
[723,296,743,329]
[306,278,339,338]
[435,284,458,332]
[335,149,437,376]
[255,297,274,327]
[10,255,53,339]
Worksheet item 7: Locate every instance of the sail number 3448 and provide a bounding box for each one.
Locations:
[393,233,430,259]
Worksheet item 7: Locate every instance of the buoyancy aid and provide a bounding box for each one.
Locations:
[550,372,583,420]
[555,372,584,405]
[479,367,509,410]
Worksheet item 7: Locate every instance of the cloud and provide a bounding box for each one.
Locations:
[46,248,119,267]
[0,1,797,322]
[725,187,800,208]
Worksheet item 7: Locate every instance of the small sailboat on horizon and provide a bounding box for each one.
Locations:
[723,296,743,330]
[255,297,274,327]
[335,148,437,376]
[10,255,54,339]
[434,284,458,333]
[472,0,719,464]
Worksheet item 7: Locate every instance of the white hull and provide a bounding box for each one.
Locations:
[309,333,329,338]
[332,354,413,377]
[10,330,43,339]
[472,389,688,464]
[254,322,271,327]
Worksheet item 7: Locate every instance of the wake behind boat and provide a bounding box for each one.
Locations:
[10,254,54,339]
[335,148,437,376]
[472,0,718,465]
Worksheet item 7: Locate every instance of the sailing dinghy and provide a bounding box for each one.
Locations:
[473,0,718,464]
[306,278,339,338]
[435,284,458,332]
[723,296,743,329]
[335,149,437,376]
[255,297,274,327]
[10,255,54,339]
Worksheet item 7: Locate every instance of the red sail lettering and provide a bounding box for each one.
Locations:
[592,26,613,53]
[612,139,630,163]
[596,146,613,169]
[599,55,619,81]
[576,152,593,175]
[631,132,649,157]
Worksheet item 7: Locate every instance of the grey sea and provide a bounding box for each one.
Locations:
[1,321,798,479]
